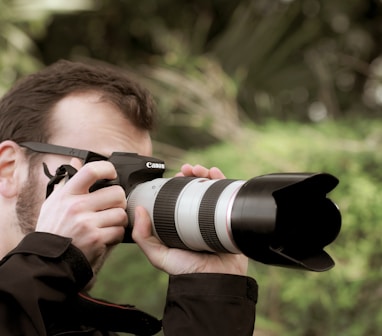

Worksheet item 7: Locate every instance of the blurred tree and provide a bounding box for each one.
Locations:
[210,0,382,120]
[0,0,96,96]
[34,0,382,128]
[3,0,382,148]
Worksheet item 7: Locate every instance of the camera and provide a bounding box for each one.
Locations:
[92,152,341,272]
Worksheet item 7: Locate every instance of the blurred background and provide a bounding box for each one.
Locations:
[1,0,382,335]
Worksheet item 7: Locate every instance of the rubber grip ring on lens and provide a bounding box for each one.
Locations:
[153,177,195,249]
[199,179,235,253]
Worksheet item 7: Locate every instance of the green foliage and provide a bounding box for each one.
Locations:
[91,244,168,317]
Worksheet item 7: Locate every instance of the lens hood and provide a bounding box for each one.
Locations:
[231,173,341,271]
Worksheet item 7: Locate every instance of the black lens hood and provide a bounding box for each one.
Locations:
[230,173,341,271]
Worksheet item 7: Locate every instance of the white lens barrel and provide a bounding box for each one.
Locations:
[127,177,244,254]
[174,178,217,251]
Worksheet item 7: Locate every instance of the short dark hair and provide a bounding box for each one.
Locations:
[0,59,156,144]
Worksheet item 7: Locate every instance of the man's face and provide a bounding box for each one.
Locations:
[16,90,152,254]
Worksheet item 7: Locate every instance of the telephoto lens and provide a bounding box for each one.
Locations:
[125,173,341,272]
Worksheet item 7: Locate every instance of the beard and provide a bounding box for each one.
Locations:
[15,165,45,235]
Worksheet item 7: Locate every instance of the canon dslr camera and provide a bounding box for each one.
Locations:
[21,142,341,272]
[98,152,341,272]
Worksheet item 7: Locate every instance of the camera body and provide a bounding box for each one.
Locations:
[91,152,341,272]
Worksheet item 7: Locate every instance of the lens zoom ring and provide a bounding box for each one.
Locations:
[153,177,194,250]
[199,179,235,253]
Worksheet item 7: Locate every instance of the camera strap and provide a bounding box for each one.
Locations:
[43,163,78,197]
[77,292,162,335]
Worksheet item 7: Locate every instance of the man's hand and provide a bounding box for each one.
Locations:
[132,163,249,276]
[35,159,128,270]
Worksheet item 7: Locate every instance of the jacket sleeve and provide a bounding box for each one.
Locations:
[0,232,93,336]
[162,273,257,336]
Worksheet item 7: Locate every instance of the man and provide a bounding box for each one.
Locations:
[0,60,257,335]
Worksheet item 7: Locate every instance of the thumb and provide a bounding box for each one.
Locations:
[132,206,167,267]
[132,206,153,242]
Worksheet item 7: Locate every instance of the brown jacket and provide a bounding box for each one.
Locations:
[0,232,257,335]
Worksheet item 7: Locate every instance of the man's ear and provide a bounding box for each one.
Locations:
[0,140,27,198]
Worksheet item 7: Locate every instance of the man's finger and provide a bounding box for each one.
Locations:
[64,160,117,195]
